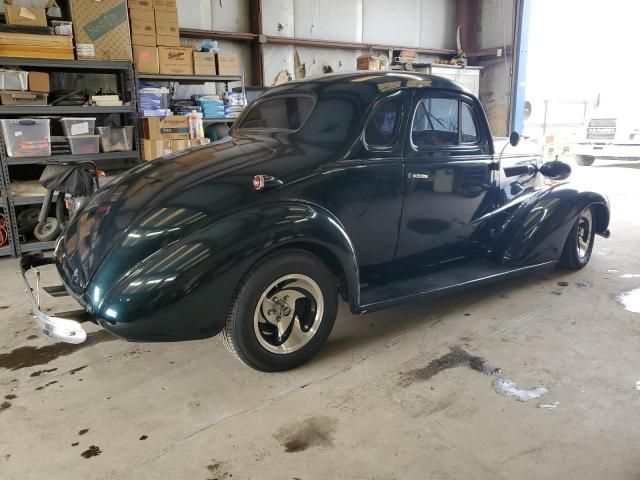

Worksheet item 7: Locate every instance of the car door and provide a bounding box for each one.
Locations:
[394,90,496,275]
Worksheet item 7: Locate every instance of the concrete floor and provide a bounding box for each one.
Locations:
[1,158,639,480]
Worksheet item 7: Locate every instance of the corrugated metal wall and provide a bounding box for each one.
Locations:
[260,0,456,85]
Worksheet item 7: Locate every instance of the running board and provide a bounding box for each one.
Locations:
[43,285,70,297]
[359,260,556,312]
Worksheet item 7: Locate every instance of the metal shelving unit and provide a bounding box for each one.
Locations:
[135,68,245,126]
[137,73,242,84]
[0,57,142,257]
[6,151,139,166]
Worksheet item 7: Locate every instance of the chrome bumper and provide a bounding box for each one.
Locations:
[20,253,87,344]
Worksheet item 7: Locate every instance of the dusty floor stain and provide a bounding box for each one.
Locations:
[576,280,593,288]
[205,460,231,479]
[30,368,58,377]
[0,401,11,413]
[0,331,114,370]
[617,288,640,313]
[404,346,501,382]
[71,442,79,447]
[80,445,101,459]
[35,380,58,391]
[78,428,89,436]
[139,435,148,441]
[68,365,88,375]
[557,281,569,287]
[4,394,16,400]
[26,335,38,340]
[274,416,338,453]
[494,377,549,402]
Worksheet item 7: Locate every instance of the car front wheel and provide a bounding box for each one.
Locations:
[221,250,338,371]
[559,206,596,269]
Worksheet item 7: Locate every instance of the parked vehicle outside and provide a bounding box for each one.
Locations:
[573,113,640,165]
[21,72,610,371]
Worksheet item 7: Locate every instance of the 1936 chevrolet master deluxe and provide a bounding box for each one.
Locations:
[21,72,610,371]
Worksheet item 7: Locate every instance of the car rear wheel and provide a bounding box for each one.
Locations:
[575,155,595,166]
[221,250,338,371]
[559,206,596,269]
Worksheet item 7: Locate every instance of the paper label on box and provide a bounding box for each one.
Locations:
[14,131,22,137]
[71,122,90,135]
[84,2,128,42]
[77,43,96,57]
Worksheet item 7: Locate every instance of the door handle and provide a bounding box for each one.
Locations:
[408,173,430,181]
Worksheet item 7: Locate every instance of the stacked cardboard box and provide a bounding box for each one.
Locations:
[141,116,208,160]
[130,0,193,75]
[70,0,133,61]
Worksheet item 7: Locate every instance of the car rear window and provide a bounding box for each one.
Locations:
[238,96,314,131]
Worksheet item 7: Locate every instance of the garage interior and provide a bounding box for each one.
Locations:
[1,1,638,479]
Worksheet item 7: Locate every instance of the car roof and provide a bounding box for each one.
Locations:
[264,71,467,97]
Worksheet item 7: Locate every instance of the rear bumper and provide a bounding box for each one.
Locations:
[20,252,87,344]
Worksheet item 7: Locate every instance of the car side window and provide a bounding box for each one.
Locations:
[461,102,479,143]
[238,96,314,131]
[411,97,458,147]
[364,98,402,148]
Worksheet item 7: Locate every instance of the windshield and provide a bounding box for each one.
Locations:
[237,95,315,131]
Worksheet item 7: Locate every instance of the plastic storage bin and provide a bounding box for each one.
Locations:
[60,117,96,137]
[0,70,28,91]
[0,91,48,106]
[68,135,99,154]
[96,126,134,152]
[1,118,51,157]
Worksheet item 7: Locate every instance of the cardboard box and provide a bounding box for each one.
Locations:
[155,21,178,37]
[130,19,156,36]
[128,8,155,22]
[5,5,47,27]
[153,0,178,12]
[357,55,380,71]
[70,0,133,61]
[171,139,190,152]
[215,53,241,76]
[129,0,153,9]
[154,9,178,24]
[156,35,180,47]
[131,33,157,47]
[143,116,190,140]
[143,139,172,160]
[27,72,50,92]
[159,46,193,75]
[193,52,216,75]
[133,45,159,74]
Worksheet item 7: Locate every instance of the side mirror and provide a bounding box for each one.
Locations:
[509,131,521,147]
[539,159,572,181]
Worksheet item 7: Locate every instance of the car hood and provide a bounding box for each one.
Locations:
[55,132,336,298]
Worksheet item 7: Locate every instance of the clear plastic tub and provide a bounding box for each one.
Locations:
[0,70,28,91]
[96,126,134,152]
[67,135,99,154]
[60,117,96,136]
[1,118,51,157]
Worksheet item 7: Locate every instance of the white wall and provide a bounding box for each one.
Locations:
[261,0,457,85]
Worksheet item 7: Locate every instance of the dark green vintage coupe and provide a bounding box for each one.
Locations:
[22,72,610,371]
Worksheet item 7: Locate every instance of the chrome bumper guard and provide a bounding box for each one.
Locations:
[20,253,87,344]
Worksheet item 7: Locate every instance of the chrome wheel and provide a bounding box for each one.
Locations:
[253,274,324,354]
[576,208,593,258]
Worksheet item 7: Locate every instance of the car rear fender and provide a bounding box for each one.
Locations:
[92,202,360,341]
[490,184,610,266]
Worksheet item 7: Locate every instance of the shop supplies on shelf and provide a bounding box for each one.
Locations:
[139,84,171,116]
[0,213,8,247]
[1,118,51,157]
